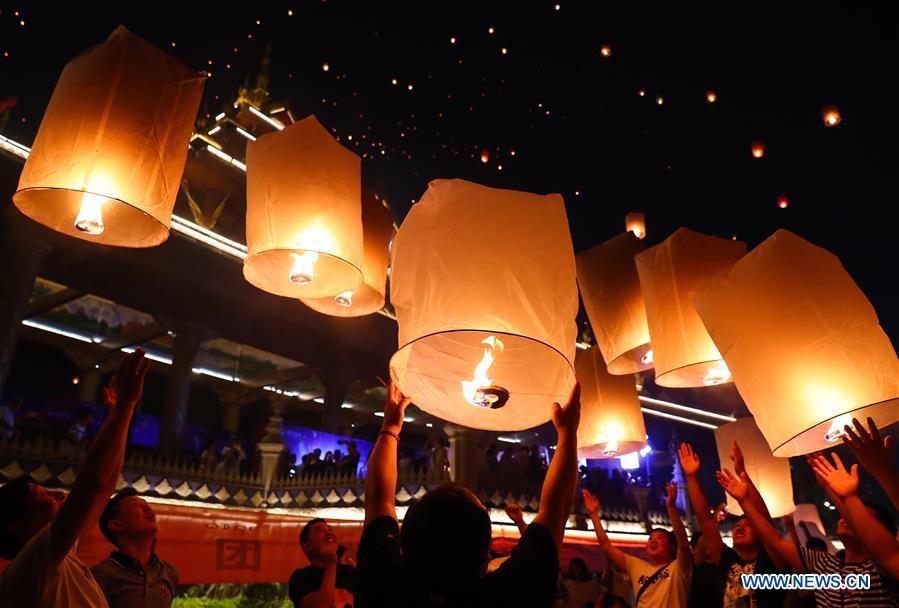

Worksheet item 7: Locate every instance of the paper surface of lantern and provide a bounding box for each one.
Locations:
[693,230,899,456]
[576,232,652,374]
[13,26,205,247]
[625,212,646,239]
[635,228,746,388]
[390,179,578,430]
[244,116,364,299]
[715,418,795,518]
[575,347,646,458]
[300,191,394,316]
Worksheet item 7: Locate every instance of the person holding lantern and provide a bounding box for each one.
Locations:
[355,380,581,607]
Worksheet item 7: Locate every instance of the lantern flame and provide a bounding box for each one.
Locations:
[641,349,654,365]
[822,107,842,127]
[74,192,107,235]
[824,413,853,442]
[703,362,732,386]
[289,251,319,285]
[334,290,353,307]
[461,336,505,407]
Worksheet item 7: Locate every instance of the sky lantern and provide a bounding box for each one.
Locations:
[706,90,718,103]
[751,141,765,158]
[576,232,652,374]
[715,418,795,518]
[576,346,646,458]
[635,228,746,388]
[12,26,205,247]
[625,211,646,239]
[693,230,899,456]
[480,149,490,163]
[244,115,364,299]
[300,191,394,317]
[600,45,612,57]
[822,106,842,127]
[389,179,578,430]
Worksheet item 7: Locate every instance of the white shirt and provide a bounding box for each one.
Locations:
[0,526,109,608]
[623,553,690,608]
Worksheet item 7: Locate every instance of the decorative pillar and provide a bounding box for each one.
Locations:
[444,424,484,490]
[223,399,242,434]
[0,212,52,398]
[258,400,285,506]
[158,324,203,456]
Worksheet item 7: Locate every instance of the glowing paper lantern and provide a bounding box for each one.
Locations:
[576,347,646,458]
[715,418,795,518]
[625,212,646,239]
[390,179,577,430]
[244,116,363,299]
[576,232,652,374]
[751,141,765,158]
[12,26,205,247]
[300,192,394,317]
[635,228,746,388]
[822,106,842,127]
[693,230,899,456]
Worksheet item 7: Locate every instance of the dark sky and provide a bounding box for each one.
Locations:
[2,1,897,338]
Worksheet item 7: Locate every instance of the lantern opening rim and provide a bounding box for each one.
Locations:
[605,342,654,375]
[243,247,364,298]
[577,440,647,460]
[13,186,170,248]
[653,358,733,388]
[300,282,386,317]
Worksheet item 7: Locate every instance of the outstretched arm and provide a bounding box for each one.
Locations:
[582,489,628,572]
[843,417,899,510]
[809,451,899,579]
[666,482,693,573]
[301,542,339,608]
[718,469,800,572]
[677,442,724,563]
[364,380,410,526]
[731,440,773,522]
[504,502,529,535]
[533,383,581,550]
[50,350,149,563]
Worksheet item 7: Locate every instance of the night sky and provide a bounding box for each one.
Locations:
[2,3,898,375]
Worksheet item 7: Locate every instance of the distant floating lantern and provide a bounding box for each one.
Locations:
[480,149,490,163]
[635,228,746,388]
[625,211,647,239]
[706,91,718,103]
[390,179,578,430]
[244,115,364,299]
[638,89,646,97]
[300,191,394,317]
[576,347,646,458]
[600,45,612,58]
[655,96,664,105]
[777,194,789,209]
[715,418,795,518]
[576,232,652,374]
[751,141,765,158]
[822,106,842,127]
[693,230,899,456]
[13,26,205,247]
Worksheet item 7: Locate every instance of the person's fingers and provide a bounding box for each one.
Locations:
[849,463,859,479]
[567,381,581,406]
[137,357,150,381]
[551,402,562,418]
[851,417,870,442]
[830,452,846,472]
[865,417,881,442]
[842,424,859,446]
[885,435,894,451]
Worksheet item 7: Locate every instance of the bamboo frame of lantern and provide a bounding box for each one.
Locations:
[389,179,578,431]
[635,228,746,388]
[715,418,795,518]
[244,116,364,299]
[576,232,653,374]
[13,26,205,247]
[576,347,646,458]
[300,191,394,317]
[693,229,899,456]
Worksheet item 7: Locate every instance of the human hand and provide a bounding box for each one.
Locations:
[582,489,601,515]
[382,375,411,434]
[102,376,117,412]
[677,442,700,476]
[665,481,678,509]
[808,451,859,499]
[714,502,727,523]
[716,468,749,502]
[842,417,895,480]
[504,502,525,523]
[731,441,746,477]
[551,382,581,441]
[320,539,339,565]
[110,349,149,411]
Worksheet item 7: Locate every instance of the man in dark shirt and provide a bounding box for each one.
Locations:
[355,380,581,607]
[289,518,356,608]
[92,488,179,608]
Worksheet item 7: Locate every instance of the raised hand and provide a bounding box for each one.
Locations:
[551,382,581,440]
[111,349,149,411]
[843,417,895,479]
[665,481,678,509]
[102,376,117,412]
[582,489,601,515]
[382,376,411,433]
[731,440,746,477]
[714,502,728,523]
[717,468,750,502]
[808,452,859,499]
[677,442,701,476]
[504,502,525,523]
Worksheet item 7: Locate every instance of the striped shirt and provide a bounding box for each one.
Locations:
[799,546,899,608]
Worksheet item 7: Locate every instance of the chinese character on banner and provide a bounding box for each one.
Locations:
[216,539,261,570]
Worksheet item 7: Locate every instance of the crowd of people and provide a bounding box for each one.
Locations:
[0,349,897,607]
